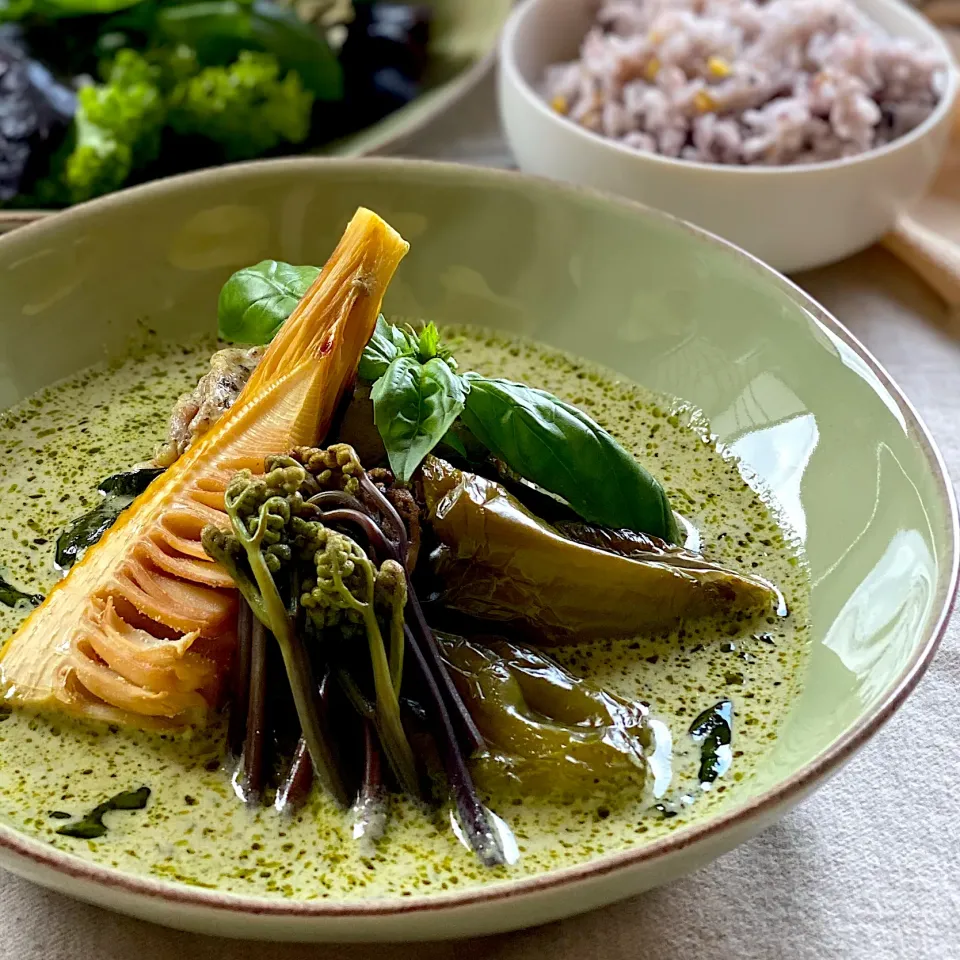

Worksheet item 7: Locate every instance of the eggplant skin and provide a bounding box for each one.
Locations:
[438,632,652,797]
[422,457,783,646]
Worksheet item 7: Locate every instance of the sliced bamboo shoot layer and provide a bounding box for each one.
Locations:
[0,209,410,728]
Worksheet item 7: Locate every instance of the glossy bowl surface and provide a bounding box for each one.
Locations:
[498,0,960,273]
[0,158,955,941]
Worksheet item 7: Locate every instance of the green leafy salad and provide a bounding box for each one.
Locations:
[0,0,433,206]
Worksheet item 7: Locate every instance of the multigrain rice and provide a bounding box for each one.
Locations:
[542,0,947,164]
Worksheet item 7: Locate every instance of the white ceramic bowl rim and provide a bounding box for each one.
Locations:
[0,156,956,921]
[501,0,960,177]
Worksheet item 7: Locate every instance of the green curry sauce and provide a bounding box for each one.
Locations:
[0,325,810,899]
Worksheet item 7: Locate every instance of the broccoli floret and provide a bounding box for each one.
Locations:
[92,50,166,168]
[35,49,167,207]
[168,51,314,162]
[24,47,314,205]
[145,44,200,92]
[62,106,132,206]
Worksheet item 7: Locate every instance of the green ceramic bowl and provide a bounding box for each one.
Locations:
[0,159,954,941]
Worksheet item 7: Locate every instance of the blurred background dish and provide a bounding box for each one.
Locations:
[499,0,960,272]
[0,0,512,224]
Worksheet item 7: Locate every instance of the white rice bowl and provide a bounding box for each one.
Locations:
[542,0,947,165]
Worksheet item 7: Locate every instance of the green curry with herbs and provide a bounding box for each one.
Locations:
[0,211,810,897]
[0,323,810,897]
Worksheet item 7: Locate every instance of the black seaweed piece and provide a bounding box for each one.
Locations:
[97,468,165,498]
[55,468,165,570]
[55,501,125,570]
[0,573,42,608]
[689,700,734,785]
[56,787,150,840]
[237,617,269,803]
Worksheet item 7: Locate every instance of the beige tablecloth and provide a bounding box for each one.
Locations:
[3,74,959,960]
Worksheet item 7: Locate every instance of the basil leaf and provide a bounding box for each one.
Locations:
[358,315,417,381]
[372,357,468,483]
[217,260,320,345]
[460,375,679,542]
[440,428,468,459]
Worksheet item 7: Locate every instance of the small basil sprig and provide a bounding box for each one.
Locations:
[371,356,468,483]
[359,322,677,541]
[218,260,320,345]
[358,315,418,380]
[361,318,466,481]
[358,316,458,380]
[459,375,679,543]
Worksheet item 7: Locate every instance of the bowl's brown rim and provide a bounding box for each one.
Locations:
[0,156,955,924]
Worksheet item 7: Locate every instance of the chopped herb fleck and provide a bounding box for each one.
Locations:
[56,787,151,840]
